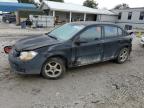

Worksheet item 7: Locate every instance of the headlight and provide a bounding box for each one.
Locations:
[20,51,38,61]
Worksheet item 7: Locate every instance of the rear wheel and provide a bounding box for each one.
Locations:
[42,57,66,79]
[116,48,130,64]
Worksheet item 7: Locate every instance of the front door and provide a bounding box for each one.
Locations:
[74,26,103,66]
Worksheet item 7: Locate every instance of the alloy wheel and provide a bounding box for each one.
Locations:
[119,48,129,62]
[44,61,62,78]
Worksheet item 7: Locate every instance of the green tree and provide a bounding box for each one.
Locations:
[48,0,64,2]
[18,0,64,3]
[17,0,33,3]
[83,0,98,9]
[114,3,129,9]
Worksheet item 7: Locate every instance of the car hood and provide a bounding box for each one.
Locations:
[14,35,61,51]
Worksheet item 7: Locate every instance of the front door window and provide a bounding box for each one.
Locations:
[80,26,102,42]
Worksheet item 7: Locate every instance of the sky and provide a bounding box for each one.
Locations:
[0,0,143,9]
[64,0,144,9]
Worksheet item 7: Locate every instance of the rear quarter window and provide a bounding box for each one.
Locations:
[118,28,123,36]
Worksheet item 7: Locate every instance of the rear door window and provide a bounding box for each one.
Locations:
[104,26,118,38]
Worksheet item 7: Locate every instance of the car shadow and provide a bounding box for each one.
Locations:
[70,61,111,70]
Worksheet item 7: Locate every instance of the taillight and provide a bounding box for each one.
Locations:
[4,46,12,54]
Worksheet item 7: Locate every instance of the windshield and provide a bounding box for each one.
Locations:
[48,23,85,41]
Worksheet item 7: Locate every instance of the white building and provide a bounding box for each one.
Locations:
[112,8,144,30]
[36,0,117,24]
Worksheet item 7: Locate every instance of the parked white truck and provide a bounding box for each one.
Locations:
[140,35,144,46]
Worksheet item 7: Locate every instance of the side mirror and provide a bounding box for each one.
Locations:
[45,32,49,35]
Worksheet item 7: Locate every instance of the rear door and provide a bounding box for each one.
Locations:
[74,25,103,66]
[103,25,123,61]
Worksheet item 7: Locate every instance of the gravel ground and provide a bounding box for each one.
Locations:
[0,23,144,108]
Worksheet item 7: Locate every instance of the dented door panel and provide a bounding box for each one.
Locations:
[75,41,103,66]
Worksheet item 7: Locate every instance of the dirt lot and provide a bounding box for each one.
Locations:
[0,23,144,108]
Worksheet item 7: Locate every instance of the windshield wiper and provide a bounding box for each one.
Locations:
[48,35,58,40]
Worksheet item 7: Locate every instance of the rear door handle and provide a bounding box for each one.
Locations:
[118,40,123,43]
[96,43,102,46]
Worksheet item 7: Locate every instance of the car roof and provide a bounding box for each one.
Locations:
[70,21,119,27]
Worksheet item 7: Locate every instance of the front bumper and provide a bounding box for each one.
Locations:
[8,49,46,74]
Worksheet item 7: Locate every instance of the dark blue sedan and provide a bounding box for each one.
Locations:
[6,22,132,79]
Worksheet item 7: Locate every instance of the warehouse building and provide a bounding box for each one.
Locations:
[1,0,144,30]
[36,0,117,24]
[111,7,144,30]
[0,0,118,27]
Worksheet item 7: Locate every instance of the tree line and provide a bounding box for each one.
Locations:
[17,0,130,9]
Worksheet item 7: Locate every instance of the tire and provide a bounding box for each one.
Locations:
[116,47,130,64]
[41,57,66,79]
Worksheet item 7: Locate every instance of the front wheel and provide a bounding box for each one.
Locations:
[116,48,130,64]
[41,57,66,79]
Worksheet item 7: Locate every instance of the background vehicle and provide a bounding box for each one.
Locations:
[2,13,16,23]
[6,22,132,79]
[140,35,144,46]
[0,13,2,22]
